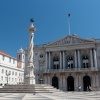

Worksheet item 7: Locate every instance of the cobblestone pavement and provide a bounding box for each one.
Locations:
[0,91,100,100]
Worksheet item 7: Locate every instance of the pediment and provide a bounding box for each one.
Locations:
[46,35,95,47]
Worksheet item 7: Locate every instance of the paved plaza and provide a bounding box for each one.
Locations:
[0,91,100,100]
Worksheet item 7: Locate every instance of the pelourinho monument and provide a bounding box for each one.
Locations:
[0,19,60,93]
[24,19,36,84]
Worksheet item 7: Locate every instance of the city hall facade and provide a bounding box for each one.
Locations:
[30,34,100,91]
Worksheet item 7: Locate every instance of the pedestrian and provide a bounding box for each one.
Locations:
[87,86,89,91]
[79,86,81,91]
[89,86,92,92]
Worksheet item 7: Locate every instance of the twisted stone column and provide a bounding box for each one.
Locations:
[25,19,36,84]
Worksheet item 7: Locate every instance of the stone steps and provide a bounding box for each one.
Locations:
[0,84,61,93]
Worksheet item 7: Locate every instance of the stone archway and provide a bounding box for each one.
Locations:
[83,76,91,91]
[67,76,74,91]
[52,76,59,89]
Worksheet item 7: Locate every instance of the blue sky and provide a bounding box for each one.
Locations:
[0,0,100,57]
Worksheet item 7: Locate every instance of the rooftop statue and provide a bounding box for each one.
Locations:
[30,18,34,22]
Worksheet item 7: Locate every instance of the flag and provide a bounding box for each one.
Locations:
[68,13,70,17]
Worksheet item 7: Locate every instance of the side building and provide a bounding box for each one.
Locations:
[27,34,100,91]
[0,48,25,86]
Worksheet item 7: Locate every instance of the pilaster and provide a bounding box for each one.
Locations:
[78,50,81,68]
[59,75,63,90]
[44,75,48,84]
[45,52,48,69]
[75,74,78,91]
[60,51,62,69]
[63,51,65,69]
[93,49,97,68]
[90,49,93,68]
[74,50,77,68]
[62,75,66,91]
[49,52,51,69]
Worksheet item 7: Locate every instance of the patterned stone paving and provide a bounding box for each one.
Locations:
[0,91,100,100]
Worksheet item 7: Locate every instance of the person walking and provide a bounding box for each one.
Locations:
[79,86,81,91]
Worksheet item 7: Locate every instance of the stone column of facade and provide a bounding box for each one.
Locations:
[78,74,82,88]
[59,74,63,90]
[45,52,48,69]
[63,51,65,69]
[78,50,81,68]
[93,49,97,68]
[90,49,93,68]
[95,73,99,88]
[62,75,66,91]
[25,19,36,84]
[60,51,62,69]
[44,75,48,84]
[49,52,51,69]
[75,74,78,91]
[74,50,77,68]
[92,74,95,88]
[47,75,51,85]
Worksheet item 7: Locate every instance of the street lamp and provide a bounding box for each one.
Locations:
[6,72,10,85]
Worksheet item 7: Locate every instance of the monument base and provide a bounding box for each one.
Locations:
[24,77,35,85]
[0,84,61,93]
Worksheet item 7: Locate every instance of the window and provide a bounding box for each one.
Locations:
[19,55,20,59]
[1,76,3,81]
[53,57,59,69]
[2,55,5,61]
[15,72,17,76]
[23,55,24,59]
[12,78,14,82]
[13,59,15,64]
[82,55,89,68]
[9,77,10,81]
[9,58,11,63]
[5,70,7,74]
[9,71,11,75]
[12,71,14,75]
[83,63,85,68]
[5,77,7,81]
[40,54,43,58]
[67,56,74,68]
[2,69,4,73]
[15,78,16,82]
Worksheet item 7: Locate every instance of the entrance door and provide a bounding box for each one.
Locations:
[83,76,91,91]
[52,76,59,89]
[67,76,74,91]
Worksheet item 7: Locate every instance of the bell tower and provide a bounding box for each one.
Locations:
[17,47,25,69]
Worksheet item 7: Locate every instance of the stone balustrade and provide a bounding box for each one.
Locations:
[43,67,98,73]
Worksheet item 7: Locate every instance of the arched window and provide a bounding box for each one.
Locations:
[67,55,74,68]
[53,56,59,69]
[82,55,89,68]
[19,55,20,59]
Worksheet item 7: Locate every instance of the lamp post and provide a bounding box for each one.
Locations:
[6,72,10,85]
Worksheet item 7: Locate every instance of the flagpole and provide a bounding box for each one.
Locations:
[68,13,70,35]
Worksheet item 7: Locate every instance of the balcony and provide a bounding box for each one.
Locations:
[43,67,98,73]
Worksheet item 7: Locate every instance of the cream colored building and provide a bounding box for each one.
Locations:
[29,34,100,91]
[0,48,25,86]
